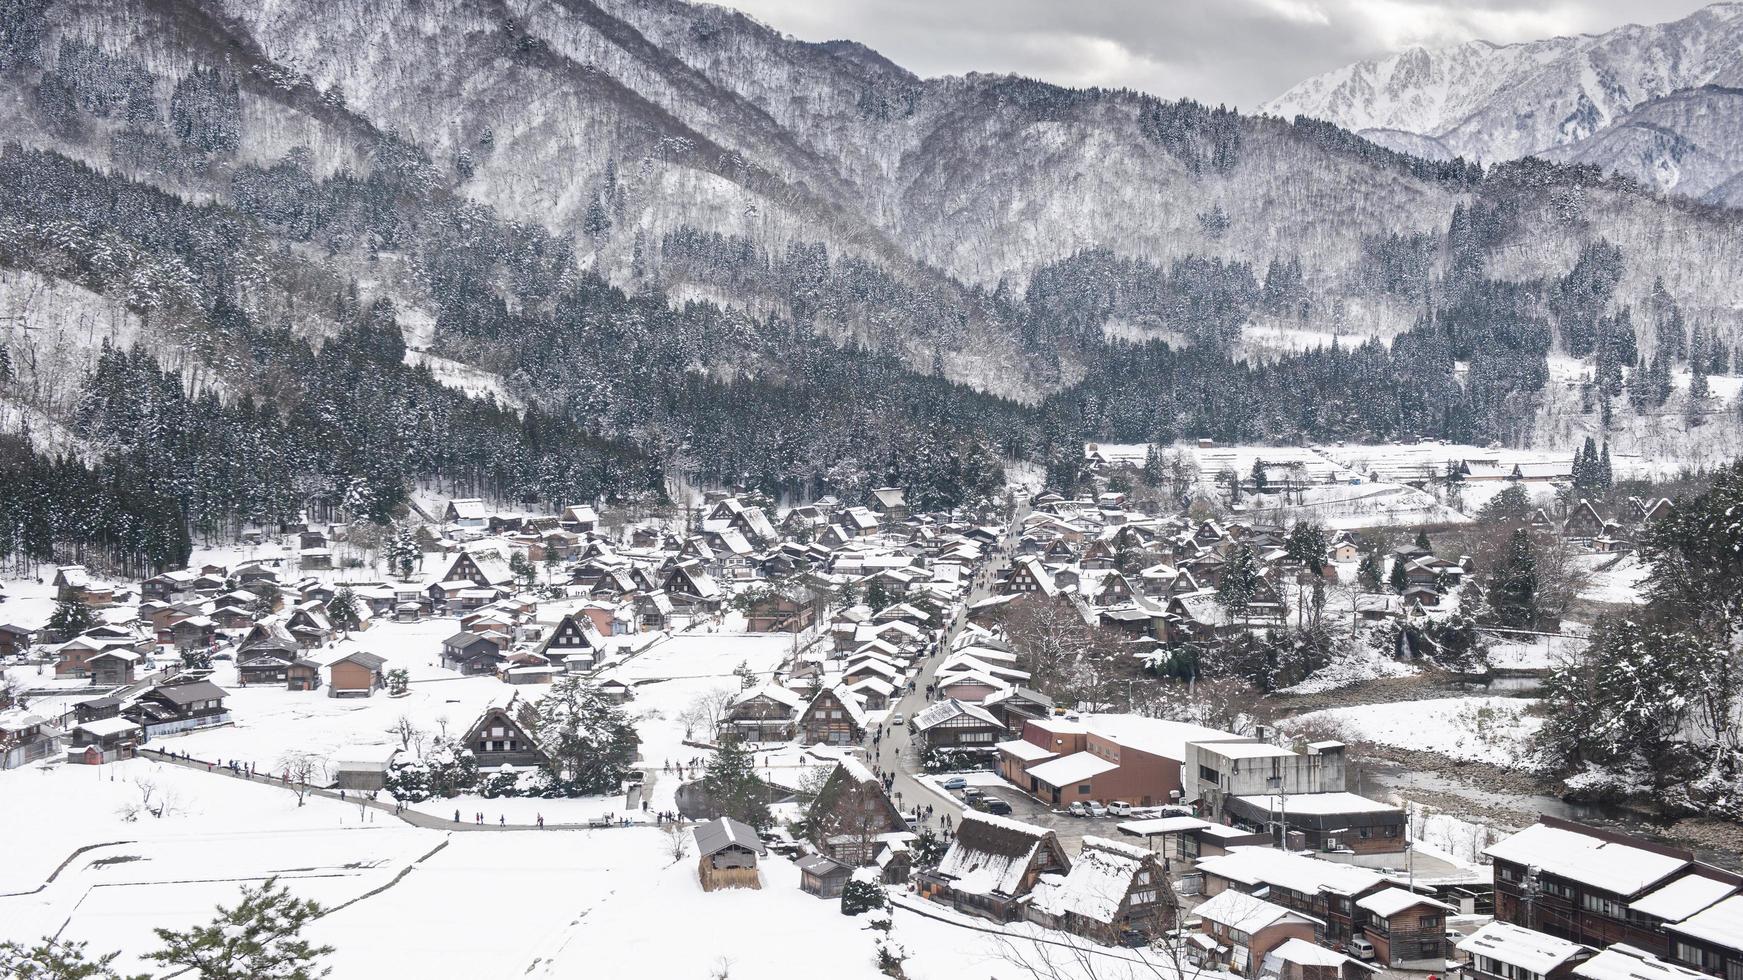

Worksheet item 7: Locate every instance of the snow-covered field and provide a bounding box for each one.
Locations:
[1285,696,1545,770]
[1575,553,1650,606]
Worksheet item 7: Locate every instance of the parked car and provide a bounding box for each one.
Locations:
[1087,801,1109,818]
[1068,801,1090,818]
[1348,938,1376,962]
[941,776,968,791]
[1108,801,1134,816]
[962,786,984,800]
[890,712,904,725]
[981,798,1012,815]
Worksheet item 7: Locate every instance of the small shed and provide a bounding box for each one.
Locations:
[797,853,853,898]
[694,816,767,892]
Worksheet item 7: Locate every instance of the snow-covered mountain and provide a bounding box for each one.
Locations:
[1263,3,1743,173]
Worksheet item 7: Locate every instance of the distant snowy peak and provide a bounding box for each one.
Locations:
[1262,2,1743,163]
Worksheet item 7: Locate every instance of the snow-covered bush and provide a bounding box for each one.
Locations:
[840,870,886,916]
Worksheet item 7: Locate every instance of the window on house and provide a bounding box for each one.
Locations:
[1079,785,1093,795]
[1199,765,1220,782]
[1582,894,1626,918]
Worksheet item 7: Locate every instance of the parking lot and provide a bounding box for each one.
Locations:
[918,773,1164,856]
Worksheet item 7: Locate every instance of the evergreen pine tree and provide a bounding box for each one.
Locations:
[1388,555,1409,593]
[47,597,96,640]
[701,738,771,830]
[1216,545,1261,620]
[1355,553,1380,591]
[148,878,332,980]
[1486,530,1540,629]
[1414,529,1431,551]
[326,587,361,635]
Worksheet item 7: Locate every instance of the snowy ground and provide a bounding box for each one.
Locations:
[1575,552,1649,606]
[0,761,1160,980]
[1285,696,1546,770]
[1278,642,1419,695]
[1484,632,1587,671]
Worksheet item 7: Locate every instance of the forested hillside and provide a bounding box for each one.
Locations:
[2,0,1742,573]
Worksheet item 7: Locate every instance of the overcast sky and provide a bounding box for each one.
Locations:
[707,0,1715,108]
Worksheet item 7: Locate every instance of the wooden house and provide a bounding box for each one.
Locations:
[917,811,1070,922]
[745,591,817,633]
[1563,500,1606,541]
[85,650,140,687]
[806,758,909,867]
[537,612,607,673]
[797,854,854,898]
[1193,888,1322,977]
[461,696,549,771]
[1456,922,1593,980]
[1027,835,1176,943]
[125,680,230,735]
[694,817,766,892]
[866,487,909,522]
[910,698,1006,753]
[0,623,35,658]
[661,561,724,613]
[797,686,867,746]
[327,651,386,697]
[1356,887,1453,968]
[720,685,803,743]
[441,631,506,675]
[0,710,63,769]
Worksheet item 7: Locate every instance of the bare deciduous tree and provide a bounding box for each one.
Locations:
[277,751,329,807]
[390,714,422,752]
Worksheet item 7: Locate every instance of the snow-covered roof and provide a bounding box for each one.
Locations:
[733,684,804,710]
[1264,938,1376,972]
[1233,792,1397,816]
[692,817,766,857]
[1075,714,1243,762]
[935,810,1055,897]
[1117,816,1209,837]
[1666,893,1743,952]
[1629,875,1735,922]
[1575,946,1712,980]
[1029,837,1152,924]
[910,698,1000,732]
[1193,888,1317,933]
[1025,751,1119,788]
[1484,823,1689,897]
[1356,886,1454,918]
[76,717,141,738]
[1197,739,1297,760]
[994,739,1058,763]
[1197,846,1386,897]
[1456,922,1590,975]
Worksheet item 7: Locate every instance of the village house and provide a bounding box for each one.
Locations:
[461,696,549,771]
[442,631,507,675]
[1193,888,1323,977]
[1027,835,1175,944]
[909,698,1006,755]
[694,817,766,892]
[745,590,818,633]
[1355,887,1454,968]
[442,498,488,532]
[720,685,803,743]
[797,854,854,898]
[1196,846,1390,947]
[0,709,63,769]
[916,810,1071,922]
[1220,792,1406,865]
[1457,921,1595,980]
[797,686,867,746]
[0,622,35,657]
[1262,937,1380,980]
[326,651,386,697]
[125,679,231,736]
[536,612,607,673]
[806,758,910,870]
[1488,818,1743,975]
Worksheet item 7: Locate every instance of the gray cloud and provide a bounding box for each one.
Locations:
[706,0,1717,107]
